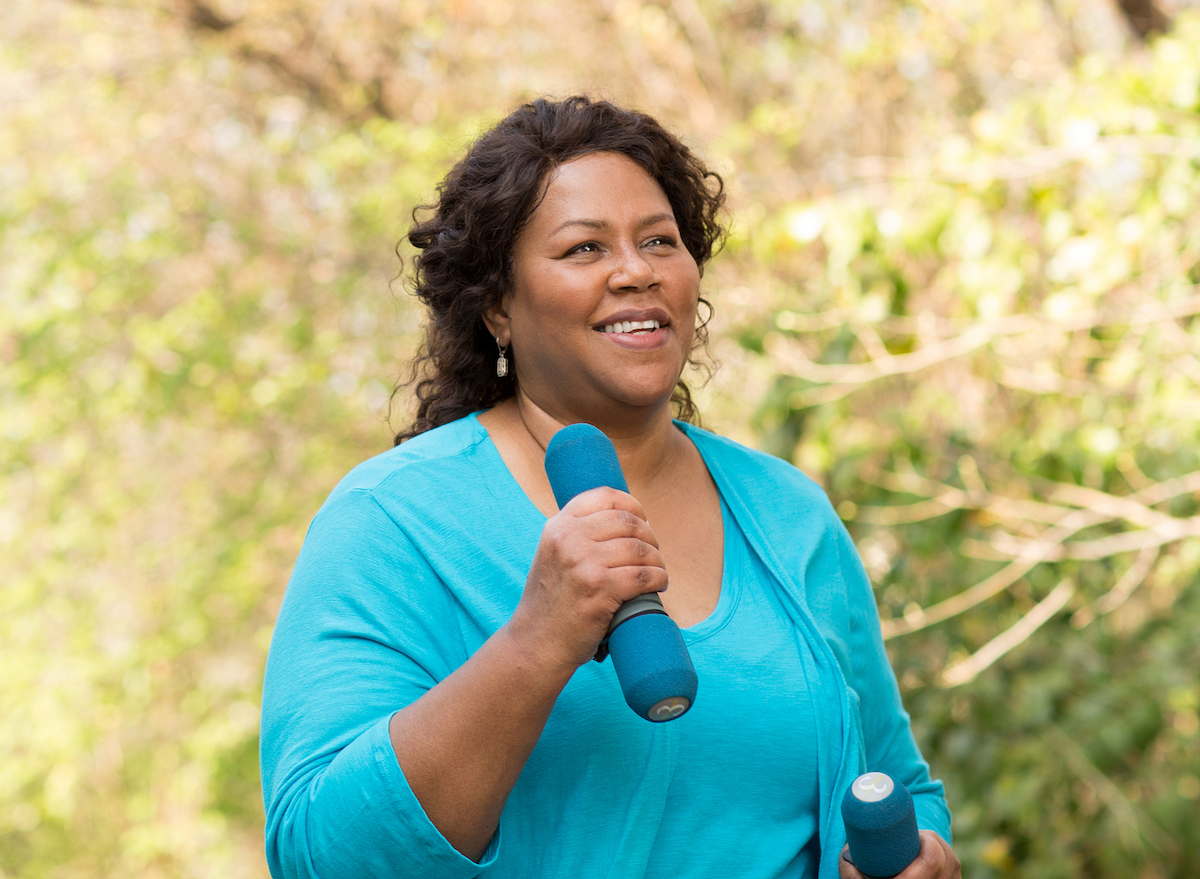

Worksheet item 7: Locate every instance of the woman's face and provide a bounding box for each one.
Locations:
[485,151,702,424]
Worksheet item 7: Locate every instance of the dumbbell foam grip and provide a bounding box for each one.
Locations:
[841,772,921,878]
[543,423,698,722]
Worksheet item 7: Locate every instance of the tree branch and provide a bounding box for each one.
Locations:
[940,578,1075,686]
[772,294,1200,407]
[1070,544,1159,627]
[969,514,1200,561]
[880,470,1200,638]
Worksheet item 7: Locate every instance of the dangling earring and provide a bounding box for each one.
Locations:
[495,338,509,378]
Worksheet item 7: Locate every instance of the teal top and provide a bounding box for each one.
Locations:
[260,414,950,879]
[645,496,820,878]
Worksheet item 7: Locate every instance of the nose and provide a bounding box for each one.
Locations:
[609,245,661,292]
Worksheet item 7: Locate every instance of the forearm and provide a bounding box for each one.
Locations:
[388,485,670,858]
[388,621,577,861]
[265,483,664,875]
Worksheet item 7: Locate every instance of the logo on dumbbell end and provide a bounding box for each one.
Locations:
[852,772,895,803]
[649,697,690,721]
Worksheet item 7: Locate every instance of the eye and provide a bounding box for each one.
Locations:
[566,241,601,256]
[645,235,678,249]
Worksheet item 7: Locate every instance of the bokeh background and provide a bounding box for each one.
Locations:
[3,0,1200,876]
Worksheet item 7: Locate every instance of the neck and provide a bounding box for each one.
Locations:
[513,391,684,491]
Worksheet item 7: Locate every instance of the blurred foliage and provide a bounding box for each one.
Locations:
[2,0,1199,877]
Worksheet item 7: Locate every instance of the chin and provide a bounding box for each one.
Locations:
[607,383,681,413]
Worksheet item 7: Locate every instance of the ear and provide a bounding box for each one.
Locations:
[482,298,512,347]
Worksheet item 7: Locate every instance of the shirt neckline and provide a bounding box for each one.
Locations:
[467,410,732,632]
[679,494,740,641]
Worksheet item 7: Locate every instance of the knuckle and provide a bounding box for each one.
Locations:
[559,546,587,570]
[617,509,642,531]
[542,516,571,543]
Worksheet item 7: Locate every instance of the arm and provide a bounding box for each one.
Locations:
[798,509,953,839]
[840,525,952,839]
[829,521,959,876]
[261,486,666,877]
[261,490,477,879]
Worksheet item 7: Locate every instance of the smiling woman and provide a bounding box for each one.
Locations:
[259,96,959,879]
[484,151,702,430]
[394,97,724,441]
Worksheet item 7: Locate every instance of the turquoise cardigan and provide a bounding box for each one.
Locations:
[261,415,951,878]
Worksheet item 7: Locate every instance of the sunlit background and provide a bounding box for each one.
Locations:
[3,0,1200,876]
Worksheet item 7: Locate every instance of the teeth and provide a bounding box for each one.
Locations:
[601,320,661,334]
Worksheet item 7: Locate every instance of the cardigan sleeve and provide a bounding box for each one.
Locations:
[795,498,951,843]
[260,488,501,879]
[831,520,953,842]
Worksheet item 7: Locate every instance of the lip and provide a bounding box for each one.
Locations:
[591,307,672,332]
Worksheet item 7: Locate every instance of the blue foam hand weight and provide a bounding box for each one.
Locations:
[841,772,921,878]
[544,423,698,722]
[605,613,696,720]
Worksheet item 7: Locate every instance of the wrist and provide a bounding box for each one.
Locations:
[496,614,582,690]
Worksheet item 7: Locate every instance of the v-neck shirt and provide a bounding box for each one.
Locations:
[645,495,821,878]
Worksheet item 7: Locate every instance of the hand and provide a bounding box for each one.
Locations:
[839,830,961,879]
[506,486,668,672]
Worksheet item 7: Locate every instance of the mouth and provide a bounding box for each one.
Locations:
[596,319,662,335]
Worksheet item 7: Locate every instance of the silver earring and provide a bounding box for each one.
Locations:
[496,338,509,378]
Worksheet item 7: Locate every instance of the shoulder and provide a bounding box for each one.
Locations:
[328,415,489,496]
[314,414,497,524]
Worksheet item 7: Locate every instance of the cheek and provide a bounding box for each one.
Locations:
[512,296,575,342]
[514,271,598,331]
[508,293,584,362]
[674,268,702,321]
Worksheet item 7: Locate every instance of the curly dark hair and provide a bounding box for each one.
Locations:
[393,95,726,444]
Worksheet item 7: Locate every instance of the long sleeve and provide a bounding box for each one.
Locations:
[814,518,952,841]
[260,489,501,879]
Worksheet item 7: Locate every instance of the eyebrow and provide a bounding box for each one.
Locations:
[549,213,677,237]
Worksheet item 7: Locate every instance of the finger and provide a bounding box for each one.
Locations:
[921,832,960,879]
[538,520,661,577]
[606,562,670,599]
[896,831,959,879]
[540,509,661,566]
[589,534,666,569]
[559,486,649,522]
[574,508,660,547]
[528,529,666,604]
[573,537,668,602]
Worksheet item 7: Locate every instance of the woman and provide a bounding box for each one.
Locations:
[261,96,960,879]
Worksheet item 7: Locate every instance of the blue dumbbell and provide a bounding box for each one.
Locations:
[841,772,921,878]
